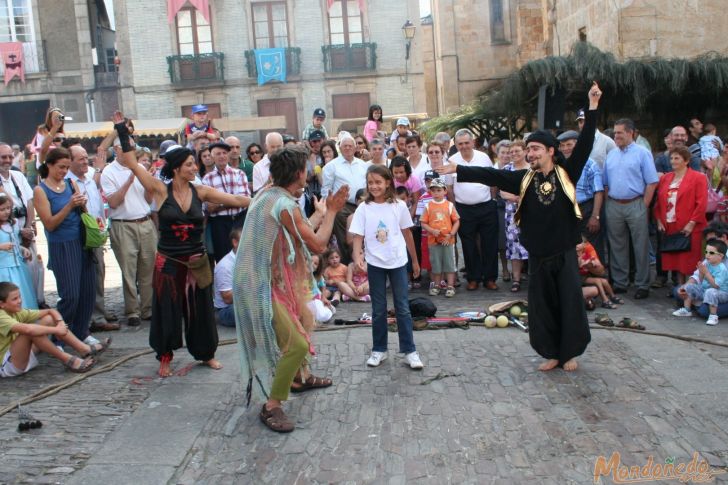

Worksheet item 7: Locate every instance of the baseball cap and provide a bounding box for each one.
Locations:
[282,134,297,144]
[313,108,326,118]
[308,129,325,141]
[429,178,447,189]
[576,109,585,121]
[396,117,410,127]
[192,104,209,114]
[158,140,180,158]
[424,170,438,180]
[557,130,579,142]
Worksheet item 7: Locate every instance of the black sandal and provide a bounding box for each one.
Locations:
[510,281,521,293]
[259,404,295,433]
[601,300,617,309]
[64,356,95,373]
[610,296,625,305]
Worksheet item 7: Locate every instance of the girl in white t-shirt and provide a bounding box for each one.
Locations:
[349,165,424,370]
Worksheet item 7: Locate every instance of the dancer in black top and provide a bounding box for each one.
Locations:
[111,112,250,377]
[437,83,603,371]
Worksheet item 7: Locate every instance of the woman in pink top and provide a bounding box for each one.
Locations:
[363,104,383,142]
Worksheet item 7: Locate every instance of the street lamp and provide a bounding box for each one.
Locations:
[402,20,416,60]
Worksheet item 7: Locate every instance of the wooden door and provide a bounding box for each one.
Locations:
[257,98,298,142]
[332,93,370,120]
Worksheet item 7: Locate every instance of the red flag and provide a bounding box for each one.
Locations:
[167,0,187,23]
[0,42,24,85]
[189,0,210,23]
[168,0,209,24]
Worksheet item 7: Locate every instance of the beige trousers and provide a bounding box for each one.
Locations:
[109,219,157,319]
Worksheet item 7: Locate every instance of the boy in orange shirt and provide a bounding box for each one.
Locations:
[420,179,460,297]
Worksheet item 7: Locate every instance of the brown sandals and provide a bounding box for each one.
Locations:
[260,404,295,433]
[290,375,333,393]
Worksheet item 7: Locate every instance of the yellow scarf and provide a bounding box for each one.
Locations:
[514,165,581,225]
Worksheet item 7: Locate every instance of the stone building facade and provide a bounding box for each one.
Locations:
[114,0,425,142]
[426,0,728,117]
[0,0,119,146]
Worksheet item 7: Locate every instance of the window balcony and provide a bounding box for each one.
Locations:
[322,42,376,73]
[94,70,119,88]
[244,47,301,80]
[166,52,225,86]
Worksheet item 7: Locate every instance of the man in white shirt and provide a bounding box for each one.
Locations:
[100,149,157,327]
[321,135,368,263]
[68,145,119,332]
[577,109,616,169]
[252,132,284,193]
[214,227,241,327]
[450,129,499,291]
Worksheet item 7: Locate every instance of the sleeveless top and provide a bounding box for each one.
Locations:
[157,183,205,257]
[40,180,81,243]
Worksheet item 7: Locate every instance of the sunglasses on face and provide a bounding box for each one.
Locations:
[249,151,261,155]
[706,250,723,256]
[427,150,441,155]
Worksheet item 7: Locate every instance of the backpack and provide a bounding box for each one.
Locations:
[409,297,437,318]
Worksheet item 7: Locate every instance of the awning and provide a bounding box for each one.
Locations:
[63,118,187,139]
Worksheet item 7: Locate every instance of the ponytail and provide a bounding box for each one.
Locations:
[38,162,49,179]
[40,147,71,179]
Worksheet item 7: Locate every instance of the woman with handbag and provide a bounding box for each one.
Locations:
[33,148,98,344]
[653,146,708,284]
[111,112,251,378]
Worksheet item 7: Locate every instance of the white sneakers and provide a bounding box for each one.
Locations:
[404,351,424,369]
[672,308,692,317]
[706,314,719,326]
[366,351,388,367]
[366,350,424,369]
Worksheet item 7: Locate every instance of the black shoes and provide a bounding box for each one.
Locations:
[634,289,649,299]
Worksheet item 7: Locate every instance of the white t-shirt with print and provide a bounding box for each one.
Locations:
[349,199,413,269]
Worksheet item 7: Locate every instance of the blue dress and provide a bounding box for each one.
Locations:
[504,163,529,260]
[0,223,37,309]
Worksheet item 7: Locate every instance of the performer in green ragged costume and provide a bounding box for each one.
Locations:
[234,146,349,433]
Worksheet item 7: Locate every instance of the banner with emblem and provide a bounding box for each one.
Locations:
[0,42,25,85]
[254,48,286,86]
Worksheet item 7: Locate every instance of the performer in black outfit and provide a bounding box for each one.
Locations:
[111,111,250,377]
[438,83,602,371]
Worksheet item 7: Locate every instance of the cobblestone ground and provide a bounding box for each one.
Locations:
[1,234,728,483]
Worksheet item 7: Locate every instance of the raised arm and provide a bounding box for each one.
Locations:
[280,185,349,254]
[565,82,602,183]
[451,165,526,195]
[111,113,166,199]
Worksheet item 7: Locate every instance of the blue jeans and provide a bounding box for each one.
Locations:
[368,263,416,354]
[215,306,236,327]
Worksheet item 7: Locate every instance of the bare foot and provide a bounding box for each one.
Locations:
[538,359,559,371]
[203,358,223,370]
[158,361,173,378]
[563,358,578,372]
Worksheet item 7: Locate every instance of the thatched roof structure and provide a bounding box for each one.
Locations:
[421,42,728,140]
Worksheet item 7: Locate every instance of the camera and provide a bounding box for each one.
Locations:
[58,114,72,122]
[12,206,27,219]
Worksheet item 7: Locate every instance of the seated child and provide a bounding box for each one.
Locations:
[323,248,347,306]
[674,238,728,325]
[341,260,370,302]
[308,254,335,324]
[420,178,460,298]
[0,282,110,377]
[576,238,624,309]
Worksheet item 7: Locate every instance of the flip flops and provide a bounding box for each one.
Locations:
[594,313,614,327]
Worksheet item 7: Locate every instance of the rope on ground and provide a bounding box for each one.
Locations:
[1,324,727,418]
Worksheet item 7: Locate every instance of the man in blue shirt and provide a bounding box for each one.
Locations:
[603,119,659,299]
[559,130,605,262]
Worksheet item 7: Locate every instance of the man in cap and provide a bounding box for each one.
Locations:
[306,129,325,198]
[185,104,218,146]
[302,108,329,141]
[558,130,605,262]
[576,108,615,169]
[438,83,603,372]
[203,141,250,261]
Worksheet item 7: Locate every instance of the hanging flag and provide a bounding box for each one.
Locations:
[254,48,286,86]
[168,0,210,24]
[0,42,25,85]
[327,0,365,11]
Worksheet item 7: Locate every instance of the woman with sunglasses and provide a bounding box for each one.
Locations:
[354,135,371,162]
[243,143,263,183]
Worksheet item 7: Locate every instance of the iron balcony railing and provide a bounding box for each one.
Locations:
[166,52,225,85]
[322,42,376,73]
[94,70,119,87]
[244,47,301,80]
